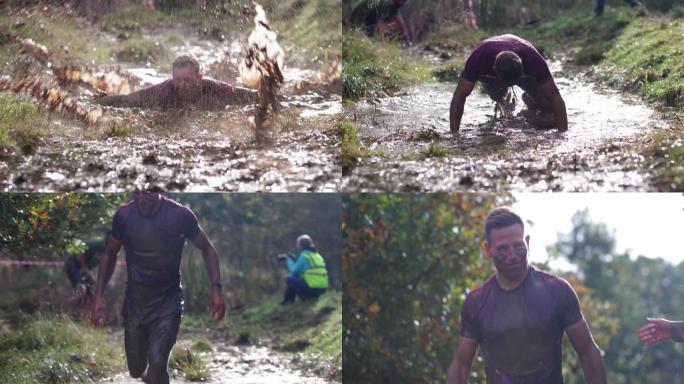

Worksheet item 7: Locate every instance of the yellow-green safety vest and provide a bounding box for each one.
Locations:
[303,251,329,289]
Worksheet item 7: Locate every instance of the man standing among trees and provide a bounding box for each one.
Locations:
[91,191,225,384]
[447,207,607,384]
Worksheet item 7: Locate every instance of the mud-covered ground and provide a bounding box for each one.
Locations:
[342,55,673,192]
[0,8,341,192]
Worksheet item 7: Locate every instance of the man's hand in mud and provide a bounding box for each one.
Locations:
[91,296,106,327]
[209,285,226,322]
[639,317,677,344]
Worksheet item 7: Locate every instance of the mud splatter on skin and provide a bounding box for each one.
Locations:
[342,59,669,192]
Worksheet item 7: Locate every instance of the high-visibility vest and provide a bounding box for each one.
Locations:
[302,251,329,289]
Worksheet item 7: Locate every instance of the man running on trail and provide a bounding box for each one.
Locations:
[449,34,568,132]
[91,191,225,384]
[279,234,329,305]
[447,207,606,384]
[63,233,108,312]
[97,55,259,110]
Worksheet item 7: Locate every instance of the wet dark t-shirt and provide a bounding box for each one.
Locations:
[100,78,257,110]
[460,34,552,85]
[460,266,583,384]
[111,197,201,325]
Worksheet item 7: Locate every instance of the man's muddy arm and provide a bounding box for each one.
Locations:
[97,86,160,108]
[540,79,567,131]
[215,84,259,106]
[447,336,478,384]
[191,229,226,321]
[449,77,475,133]
[567,319,607,384]
[91,236,122,325]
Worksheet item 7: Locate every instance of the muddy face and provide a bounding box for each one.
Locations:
[172,66,203,101]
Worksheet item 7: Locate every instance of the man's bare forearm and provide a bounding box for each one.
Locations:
[94,249,117,298]
[579,346,607,384]
[447,362,470,384]
[202,245,221,285]
[450,94,466,132]
[553,95,568,131]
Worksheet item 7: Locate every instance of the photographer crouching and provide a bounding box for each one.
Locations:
[277,235,329,305]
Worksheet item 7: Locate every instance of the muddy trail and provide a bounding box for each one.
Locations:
[0,15,341,192]
[99,332,331,384]
[342,56,671,192]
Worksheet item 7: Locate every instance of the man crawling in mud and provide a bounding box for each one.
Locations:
[449,34,568,132]
[97,55,259,110]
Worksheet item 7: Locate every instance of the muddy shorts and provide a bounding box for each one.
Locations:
[124,312,181,384]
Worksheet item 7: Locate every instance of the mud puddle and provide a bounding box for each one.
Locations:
[0,24,340,192]
[342,59,668,191]
[99,341,327,384]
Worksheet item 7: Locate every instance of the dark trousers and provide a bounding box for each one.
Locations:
[124,313,181,384]
[283,275,326,303]
[479,75,553,113]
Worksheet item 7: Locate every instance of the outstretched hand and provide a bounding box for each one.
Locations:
[639,317,675,344]
[209,287,226,322]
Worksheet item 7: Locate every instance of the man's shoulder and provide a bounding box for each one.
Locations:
[201,77,233,91]
[161,196,196,218]
[115,200,136,217]
[465,275,497,303]
[530,266,574,291]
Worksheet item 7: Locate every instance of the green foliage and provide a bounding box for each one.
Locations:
[0,193,125,260]
[0,315,124,383]
[169,347,210,382]
[0,92,42,154]
[343,30,431,100]
[423,144,449,158]
[343,193,509,382]
[106,122,136,138]
[190,338,213,353]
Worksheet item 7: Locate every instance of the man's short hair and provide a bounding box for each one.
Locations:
[485,207,524,244]
[494,51,523,85]
[172,55,200,74]
[297,234,314,249]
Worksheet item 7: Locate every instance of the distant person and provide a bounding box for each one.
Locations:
[63,233,109,312]
[449,34,568,132]
[97,55,258,110]
[363,0,411,43]
[446,207,606,384]
[639,317,684,344]
[91,191,225,384]
[596,0,640,16]
[279,234,329,304]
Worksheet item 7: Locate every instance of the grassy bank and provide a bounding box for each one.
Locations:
[226,290,342,380]
[0,315,124,384]
[0,92,43,156]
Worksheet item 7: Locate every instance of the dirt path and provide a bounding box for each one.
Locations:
[0,23,340,192]
[342,58,670,191]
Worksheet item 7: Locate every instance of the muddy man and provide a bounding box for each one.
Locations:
[91,191,225,384]
[97,55,259,110]
[449,34,568,132]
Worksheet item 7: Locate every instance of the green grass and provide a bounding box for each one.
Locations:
[190,338,213,353]
[422,144,449,158]
[341,121,382,172]
[113,39,169,65]
[106,122,135,138]
[100,8,171,32]
[0,314,124,384]
[343,29,431,100]
[169,347,210,382]
[603,17,684,106]
[227,291,342,377]
[0,92,42,154]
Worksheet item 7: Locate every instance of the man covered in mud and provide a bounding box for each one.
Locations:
[447,207,606,384]
[91,190,225,384]
[278,234,329,305]
[449,34,568,132]
[97,55,259,110]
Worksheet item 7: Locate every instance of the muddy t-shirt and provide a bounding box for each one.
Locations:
[111,197,201,325]
[100,78,257,109]
[460,266,583,384]
[460,34,552,85]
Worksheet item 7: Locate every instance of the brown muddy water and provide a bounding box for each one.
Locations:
[0,34,340,192]
[342,60,670,192]
[99,339,330,384]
